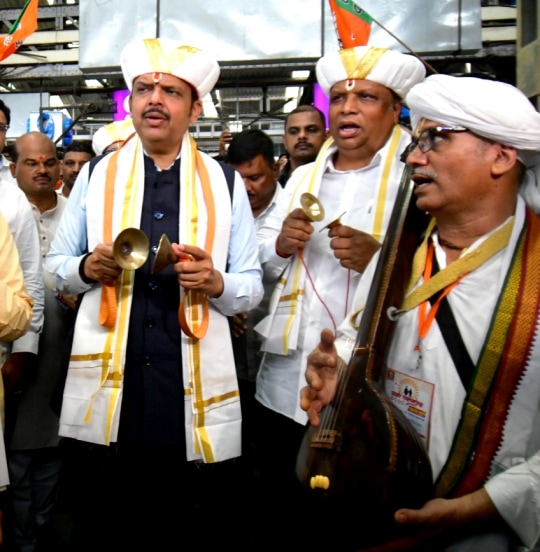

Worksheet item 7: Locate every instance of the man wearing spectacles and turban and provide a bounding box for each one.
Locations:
[301,74,540,551]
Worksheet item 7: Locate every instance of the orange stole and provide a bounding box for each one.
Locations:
[435,208,540,498]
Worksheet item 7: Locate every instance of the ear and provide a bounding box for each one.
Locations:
[491,144,518,177]
[9,161,15,178]
[392,101,402,125]
[189,99,203,124]
[272,161,281,179]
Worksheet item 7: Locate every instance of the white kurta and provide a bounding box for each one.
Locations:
[335,197,540,551]
[256,127,411,424]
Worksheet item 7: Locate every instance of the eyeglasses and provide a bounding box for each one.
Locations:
[400,125,469,162]
[0,123,9,134]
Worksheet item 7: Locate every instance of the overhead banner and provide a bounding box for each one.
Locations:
[79,0,481,72]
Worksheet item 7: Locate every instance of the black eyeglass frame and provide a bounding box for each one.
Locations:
[400,125,469,162]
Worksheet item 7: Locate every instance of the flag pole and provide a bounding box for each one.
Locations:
[369,13,438,75]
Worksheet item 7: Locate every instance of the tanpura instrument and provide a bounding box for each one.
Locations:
[295,166,433,550]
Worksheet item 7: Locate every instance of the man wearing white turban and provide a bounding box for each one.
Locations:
[44,37,263,549]
[301,74,540,551]
[253,45,426,548]
[91,119,135,156]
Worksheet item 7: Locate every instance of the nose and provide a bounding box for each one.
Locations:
[149,86,164,103]
[341,93,359,114]
[405,144,427,166]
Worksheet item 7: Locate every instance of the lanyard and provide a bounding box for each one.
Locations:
[415,241,462,351]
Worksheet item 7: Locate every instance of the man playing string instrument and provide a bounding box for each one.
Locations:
[301,74,540,551]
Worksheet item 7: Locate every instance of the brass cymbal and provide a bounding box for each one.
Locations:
[300,192,325,222]
[112,227,150,270]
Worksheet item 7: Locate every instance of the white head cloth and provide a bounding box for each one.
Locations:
[316,46,426,99]
[92,119,135,155]
[120,37,220,99]
[406,74,540,213]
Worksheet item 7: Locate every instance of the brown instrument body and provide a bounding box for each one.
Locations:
[295,167,433,550]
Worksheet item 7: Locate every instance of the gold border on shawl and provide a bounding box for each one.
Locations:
[450,211,540,497]
[372,125,402,241]
[339,47,386,80]
[434,217,531,497]
[183,137,222,462]
[85,139,140,441]
[403,218,514,312]
[279,125,402,353]
[192,389,240,410]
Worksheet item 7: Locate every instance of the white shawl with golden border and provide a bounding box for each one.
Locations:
[256,125,407,355]
[59,133,241,462]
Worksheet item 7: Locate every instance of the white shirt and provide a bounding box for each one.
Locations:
[0,180,44,356]
[256,128,411,424]
[335,197,540,551]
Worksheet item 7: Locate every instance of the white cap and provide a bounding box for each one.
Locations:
[120,37,220,99]
[92,119,135,155]
[316,46,426,99]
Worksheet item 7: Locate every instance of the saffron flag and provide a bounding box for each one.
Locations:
[0,0,39,62]
[329,0,373,48]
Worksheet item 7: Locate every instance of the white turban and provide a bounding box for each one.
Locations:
[316,46,426,99]
[406,74,540,213]
[92,119,135,156]
[120,37,220,99]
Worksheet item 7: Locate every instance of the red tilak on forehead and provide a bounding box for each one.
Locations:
[152,72,162,84]
[38,155,45,162]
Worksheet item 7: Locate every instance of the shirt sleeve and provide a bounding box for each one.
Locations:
[44,163,95,296]
[256,173,294,282]
[210,170,264,316]
[484,452,540,549]
[5,191,44,355]
[0,214,33,342]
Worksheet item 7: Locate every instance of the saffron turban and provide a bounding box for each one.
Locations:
[406,74,540,167]
[406,73,540,213]
[316,46,426,99]
[92,119,135,156]
[120,37,220,99]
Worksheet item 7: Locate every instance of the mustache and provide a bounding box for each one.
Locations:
[412,169,437,179]
[142,108,169,119]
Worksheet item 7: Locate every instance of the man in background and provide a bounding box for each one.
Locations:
[91,119,135,156]
[0,100,15,185]
[278,104,327,186]
[58,140,94,198]
[0,211,34,550]
[6,132,74,552]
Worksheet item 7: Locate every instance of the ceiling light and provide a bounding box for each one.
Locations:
[85,79,103,88]
[291,70,310,80]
